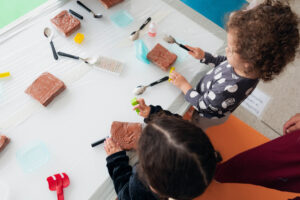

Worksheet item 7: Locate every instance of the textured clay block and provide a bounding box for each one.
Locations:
[147,43,177,71]
[99,0,124,9]
[25,72,66,106]
[110,121,142,150]
[0,135,10,152]
[51,10,80,37]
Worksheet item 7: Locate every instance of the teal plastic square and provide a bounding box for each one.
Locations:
[110,10,133,28]
[16,141,50,173]
[135,40,150,64]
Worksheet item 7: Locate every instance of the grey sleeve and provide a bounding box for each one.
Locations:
[200,52,227,67]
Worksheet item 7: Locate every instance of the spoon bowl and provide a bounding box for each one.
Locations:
[84,57,98,65]
[44,27,54,41]
[163,35,176,44]
[129,31,139,41]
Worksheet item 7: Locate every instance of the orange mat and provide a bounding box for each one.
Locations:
[191,114,300,200]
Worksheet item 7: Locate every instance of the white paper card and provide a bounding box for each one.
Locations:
[241,88,270,117]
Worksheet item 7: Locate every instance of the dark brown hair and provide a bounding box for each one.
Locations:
[227,0,299,81]
[137,115,221,200]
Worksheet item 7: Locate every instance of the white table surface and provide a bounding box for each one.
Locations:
[0,0,224,199]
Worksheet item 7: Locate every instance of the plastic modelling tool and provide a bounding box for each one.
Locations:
[44,27,58,60]
[91,137,108,147]
[74,33,84,44]
[168,67,175,82]
[57,51,97,64]
[133,76,169,95]
[69,9,83,20]
[0,72,10,78]
[131,97,140,114]
[47,173,70,200]
[129,17,151,41]
[163,35,190,51]
[77,1,102,18]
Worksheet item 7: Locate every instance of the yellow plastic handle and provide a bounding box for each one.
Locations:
[168,67,175,82]
[0,72,10,78]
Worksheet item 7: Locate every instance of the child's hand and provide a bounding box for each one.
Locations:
[133,98,151,118]
[104,138,122,156]
[169,71,192,94]
[185,45,205,60]
[283,113,300,134]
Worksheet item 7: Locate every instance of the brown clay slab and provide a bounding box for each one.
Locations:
[25,72,66,106]
[99,0,124,9]
[110,121,142,150]
[0,135,10,152]
[147,43,177,71]
[51,10,80,37]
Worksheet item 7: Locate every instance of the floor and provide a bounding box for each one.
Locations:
[182,110,300,199]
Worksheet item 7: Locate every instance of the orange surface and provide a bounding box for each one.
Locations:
[190,114,300,200]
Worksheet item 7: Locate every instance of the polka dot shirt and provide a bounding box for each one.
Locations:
[185,52,259,118]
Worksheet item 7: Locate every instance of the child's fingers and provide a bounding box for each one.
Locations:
[133,104,141,111]
[283,116,298,134]
[286,123,300,134]
[137,98,146,106]
[185,45,195,51]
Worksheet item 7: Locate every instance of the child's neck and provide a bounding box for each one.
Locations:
[234,67,259,80]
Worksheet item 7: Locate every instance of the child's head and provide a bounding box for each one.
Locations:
[226,0,299,81]
[137,115,221,200]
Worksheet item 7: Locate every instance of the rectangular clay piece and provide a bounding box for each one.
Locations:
[99,0,124,8]
[147,43,177,71]
[51,10,80,37]
[110,121,142,150]
[0,135,10,152]
[25,72,66,106]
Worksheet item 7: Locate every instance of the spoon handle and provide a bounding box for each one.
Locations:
[77,1,92,13]
[139,17,151,30]
[57,51,80,60]
[149,76,169,87]
[50,41,58,60]
[178,43,190,51]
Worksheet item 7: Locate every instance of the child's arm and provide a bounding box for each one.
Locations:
[185,45,227,67]
[105,138,132,199]
[200,52,227,67]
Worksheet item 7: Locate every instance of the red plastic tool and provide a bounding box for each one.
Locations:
[47,173,70,200]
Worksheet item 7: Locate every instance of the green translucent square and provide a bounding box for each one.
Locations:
[0,0,48,29]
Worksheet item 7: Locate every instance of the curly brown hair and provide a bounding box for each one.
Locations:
[227,0,299,81]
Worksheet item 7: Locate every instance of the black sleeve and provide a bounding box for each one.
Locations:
[144,105,182,123]
[106,151,132,199]
[106,151,159,200]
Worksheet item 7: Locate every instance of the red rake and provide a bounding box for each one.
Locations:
[47,173,70,200]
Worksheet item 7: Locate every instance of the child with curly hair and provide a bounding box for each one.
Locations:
[170,0,299,129]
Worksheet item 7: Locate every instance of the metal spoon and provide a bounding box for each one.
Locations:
[133,76,169,95]
[44,27,58,60]
[57,51,97,65]
[163,35,191,51]
[77,0,102,18]
[129,17,151,41]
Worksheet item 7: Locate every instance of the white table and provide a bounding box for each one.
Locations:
[0,0,224,199]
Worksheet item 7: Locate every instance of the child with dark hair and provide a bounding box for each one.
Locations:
[169,0,299,129]
[104,99,222,200]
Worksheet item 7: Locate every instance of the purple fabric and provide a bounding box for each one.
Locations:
[215,130,300,193]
